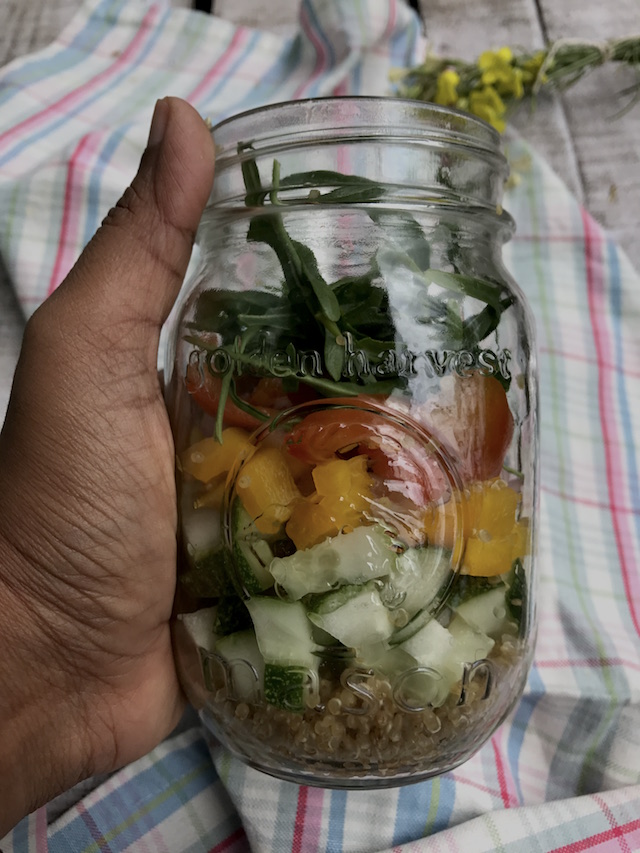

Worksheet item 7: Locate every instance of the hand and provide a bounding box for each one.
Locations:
[0,97,215,834]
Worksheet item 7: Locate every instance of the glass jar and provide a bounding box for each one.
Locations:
[165,97,538,788]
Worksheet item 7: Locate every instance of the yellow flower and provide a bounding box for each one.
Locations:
[478,46,524,99]
[521,50,547,86]
[434,69,461,106]
[469,86,507,132]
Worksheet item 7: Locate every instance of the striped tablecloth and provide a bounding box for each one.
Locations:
[1,1,639,850]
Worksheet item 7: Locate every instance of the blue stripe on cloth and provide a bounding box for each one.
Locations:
[608,237,640,548]
[82,129,127,248]
[393,777,455,845]
[326,789,347,851]
[214,34,303,118]
[431,776,456,834]
[507,663,545,804]
[497,803,640,853]
[6,812,30,852]
[388,2,420,68]
[0,0,120,110]
[48,737,219,853]
[0,2,171,170]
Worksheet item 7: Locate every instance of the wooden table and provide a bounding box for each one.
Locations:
[2,0,639,425]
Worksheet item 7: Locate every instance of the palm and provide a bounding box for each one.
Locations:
[0,310,184,769]
[0,98,215,801]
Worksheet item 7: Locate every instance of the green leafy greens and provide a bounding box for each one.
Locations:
[187,147,513,439]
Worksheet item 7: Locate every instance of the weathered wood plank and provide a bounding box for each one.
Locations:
[537,0,640,268]
[417,0,585,203]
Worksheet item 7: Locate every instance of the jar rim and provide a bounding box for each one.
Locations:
[210,96,504,164]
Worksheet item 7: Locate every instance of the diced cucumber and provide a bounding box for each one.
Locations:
[446,574,501,610]
[179,607,218,653]
[232,499,264,540]
[263,664,316,712]
[179,546,233,599]
[373,646,450,710]
[231,501,275,594]
[447,616,495,675]
[387,545,452,619]
[505,558,527,635]
[246,596,319,711]
[247,597,317,665]
[234,538,275,593]
[399,615,495,707]
[374,646,419,678]
[215,629,264,701]
[454,585,513,638]
[269,525,396,600]
[213,596,253,636]
[307,582,396,651]
[183,506,222,555]
[180,503,233,599]
[398,618,458,707]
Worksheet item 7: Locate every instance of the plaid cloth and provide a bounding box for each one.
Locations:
[1,0,640,850]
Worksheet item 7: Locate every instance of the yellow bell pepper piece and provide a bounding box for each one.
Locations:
[465,478,520,538]
[461,519,528,576]
[194,478,226,510]
[180,428,253,483]
[286,500,338,550]
[284,456,374,551]
[313,456,373,530]
[236,446,302,535]
[423,479,529,576]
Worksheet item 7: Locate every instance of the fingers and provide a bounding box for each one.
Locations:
[44,97,215,370]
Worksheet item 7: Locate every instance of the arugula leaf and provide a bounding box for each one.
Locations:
[292,238,341,322]
[461,295,514,350]
[370,210,431,269]
[324,333,345,382]
[505,558,527,636]
[423,269,505,313]
[187,153,515,434]
[238,142,268,207]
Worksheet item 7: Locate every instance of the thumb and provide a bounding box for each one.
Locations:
[48,96,215,369]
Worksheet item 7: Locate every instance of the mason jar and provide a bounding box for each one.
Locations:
[165,97,538,788]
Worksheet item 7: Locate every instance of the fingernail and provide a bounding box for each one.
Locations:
[147,98,169,147]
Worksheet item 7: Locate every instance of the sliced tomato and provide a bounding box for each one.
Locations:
[285,406,447,506]
[247,377,317,410]
[421,373,514,482]
[185,367,320,429]
[185,363,277,430]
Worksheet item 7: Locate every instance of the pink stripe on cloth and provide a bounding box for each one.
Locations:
[47,132,100,295]
[583,210,640,637]
[0,5,161,157]
[491,733,518,809]
[291,785,308,853]
[35,808,48,853]
[384,0,398,43]
[549,817,640,852]
[208,826,248,852]
[292,2,329,99]
[295,785,324,852]
[187,26,251,105]
[592,794,633,853]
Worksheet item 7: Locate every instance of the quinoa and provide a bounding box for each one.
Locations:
[200,635,524,781]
